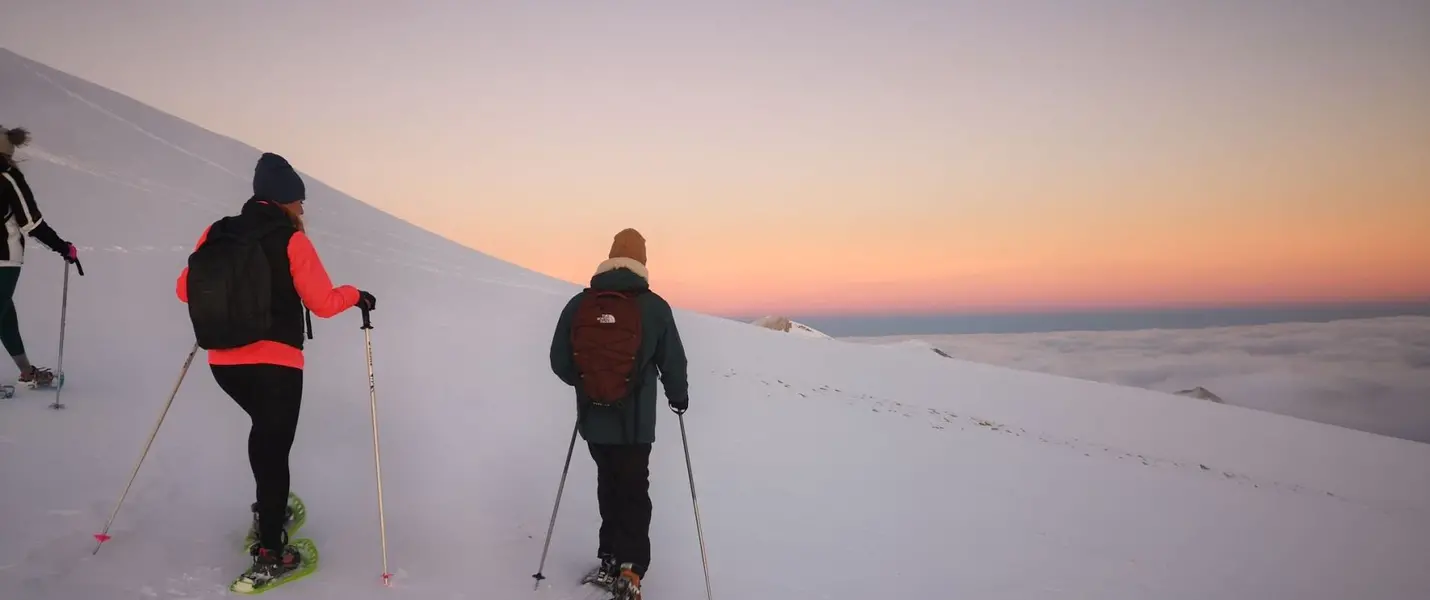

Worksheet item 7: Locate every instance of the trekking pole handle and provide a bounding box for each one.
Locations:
[74,259,84,277]
[360,305,373,330]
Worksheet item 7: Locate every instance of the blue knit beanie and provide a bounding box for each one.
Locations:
[253,152,305,204]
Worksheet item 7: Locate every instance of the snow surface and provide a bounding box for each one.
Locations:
[845,316,1430,444]
[2,48,1430,600]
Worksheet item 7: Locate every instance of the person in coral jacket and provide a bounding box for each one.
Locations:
[176,152,375,592]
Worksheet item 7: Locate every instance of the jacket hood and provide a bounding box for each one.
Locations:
[590,257,650,292]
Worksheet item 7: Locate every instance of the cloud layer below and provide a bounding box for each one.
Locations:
[846,316,1430,445]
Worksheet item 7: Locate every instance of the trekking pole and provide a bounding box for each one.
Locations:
[531,420,579,590]
[49,261,74,409]
[678,412,714,600]
[92,342,198,554]
[361,306,393,586]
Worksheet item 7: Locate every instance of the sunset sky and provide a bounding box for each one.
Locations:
[3,0,1427,316]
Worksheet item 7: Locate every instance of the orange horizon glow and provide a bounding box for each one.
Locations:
[484,161,1430,315]
[4,3,1429,317]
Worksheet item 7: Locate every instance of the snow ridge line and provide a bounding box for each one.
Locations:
[18,152,541,283]
[19,147,231,218]
[63,245,570,298]
[16,56,243,181]
[9,54,569,294]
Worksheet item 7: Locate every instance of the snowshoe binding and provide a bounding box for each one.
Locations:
[19,366,60,390]
[579,553,619,589]
[230,532,319,594]
[610,563,643,600]
[242,492,307,550]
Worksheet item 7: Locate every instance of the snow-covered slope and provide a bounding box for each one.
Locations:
[3,48,1429,600]
[749,315,831,339]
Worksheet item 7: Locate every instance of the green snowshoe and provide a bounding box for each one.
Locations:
[229,536,319,594]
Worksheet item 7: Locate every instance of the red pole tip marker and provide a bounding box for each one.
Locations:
[93,533,111,543]
[381,573,393,586]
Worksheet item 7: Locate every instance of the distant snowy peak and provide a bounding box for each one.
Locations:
[751,316,832,339]
[1175,386,1226,404]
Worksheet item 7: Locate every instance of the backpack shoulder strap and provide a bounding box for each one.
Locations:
[206,217,292,244]
[588,288,650,300]
[247,218,296,240]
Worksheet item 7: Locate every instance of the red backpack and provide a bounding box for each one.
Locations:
[570,289,644,407]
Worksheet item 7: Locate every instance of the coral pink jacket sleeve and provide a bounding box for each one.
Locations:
[286,231,359,318]
[175,225,212,304]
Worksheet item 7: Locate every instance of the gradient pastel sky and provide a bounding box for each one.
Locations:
[3,0,1428,316]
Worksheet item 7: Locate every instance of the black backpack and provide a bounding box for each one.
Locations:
[185,218,292,350]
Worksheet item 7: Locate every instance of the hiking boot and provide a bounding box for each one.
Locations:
[243,494,306,549]
[597,553,618,586]
[249,502,296,532]
[246,503,293,544]
[19,366,56,389]
[238,534,304,591]
[581,552,619,588]
[611,563,642,600]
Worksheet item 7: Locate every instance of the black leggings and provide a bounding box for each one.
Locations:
[0,267,27,358]
[589,442,653,576]
[211,363,303,551]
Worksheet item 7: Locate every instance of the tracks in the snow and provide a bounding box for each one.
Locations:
[710,366,1401,516]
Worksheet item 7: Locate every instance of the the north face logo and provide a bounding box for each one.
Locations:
[571,289,643,406]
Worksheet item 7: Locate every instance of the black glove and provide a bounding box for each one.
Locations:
[357,290,377,311]
[669,395,688,414]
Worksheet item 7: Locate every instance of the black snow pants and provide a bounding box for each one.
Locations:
[588,442,653,576]
[211,363,303,552]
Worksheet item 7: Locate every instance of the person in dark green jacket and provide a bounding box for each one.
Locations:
[549,227,688,600]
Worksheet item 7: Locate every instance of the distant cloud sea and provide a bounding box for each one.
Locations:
[846,316,1430,445]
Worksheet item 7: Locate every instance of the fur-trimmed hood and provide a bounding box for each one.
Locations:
[595,256,648,281]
